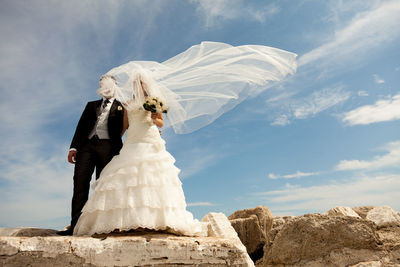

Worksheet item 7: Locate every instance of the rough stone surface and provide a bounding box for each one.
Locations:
[327,206,361,218]
[229,215,264,260]
[248,206,400,267]
[0,212,254,267]
[0,227,58,237]
[267,216,294,244]
[228,206,273,262]
[353,206,376,219]
[376,225,400,253]
[202,212,254,266]
[263,214,381,265]
[366,206,400,228]
[285,248,388,267]
[349,260,383,267]
[228,206,273,237]
[0,235,250,266]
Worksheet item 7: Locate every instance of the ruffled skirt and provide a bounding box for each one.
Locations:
[73,140,207,236]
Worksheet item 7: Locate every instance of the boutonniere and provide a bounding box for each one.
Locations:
[118,106,123,111]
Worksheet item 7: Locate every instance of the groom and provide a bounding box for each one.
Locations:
[57,75,125,235]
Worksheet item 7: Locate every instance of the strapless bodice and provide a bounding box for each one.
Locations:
[125,109,163,145]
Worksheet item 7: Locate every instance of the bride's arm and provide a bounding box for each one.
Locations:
[121,109,129,136]
[151,112,163,128]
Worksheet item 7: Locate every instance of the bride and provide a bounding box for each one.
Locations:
[73,71,207,236]
[73,41,297,236]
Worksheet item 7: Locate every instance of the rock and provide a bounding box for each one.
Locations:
[264,213,381,265]
[388,247,400,265]
[349,260,382,267]
[1,235,251,266]
[297,248,387,267]
[353,206,375,219]
[228,206,273,262]
[327,206,361,218]
[0,227,58,237]
[203,212,238,239]
[267,216,294,246]
[201,212,254,266]
[255,216,294,266]
[230,215,264,261]
[366,206,400,228]
[228,206,273,236]
[375,223,400,252]
[0,212,254,267]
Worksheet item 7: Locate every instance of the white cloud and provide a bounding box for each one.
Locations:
[342,93,400,125]
[265,91,298,104]
[266,1,399,127]
[166,136,226,179]
[255,174,400,215]
[293,86,351,119]
[299,1,400,67]
[324,1,378,27]
[271,114,290,126]
[187,202,214,207]
[191,0,279,27]
[357,91,369,97]
[178,152,220,179]
[373,74,385,84]
[336,140,400,171]
[0,145,73,228]
[268,173,279,179]
[0,1,127,135]
[271,85,351,126]
[268,171,319,179]
[0,0,165,125]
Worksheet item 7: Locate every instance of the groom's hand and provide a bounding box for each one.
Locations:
[68,150,77,164]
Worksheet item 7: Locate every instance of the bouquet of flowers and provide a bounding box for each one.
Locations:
[143,97,168,113]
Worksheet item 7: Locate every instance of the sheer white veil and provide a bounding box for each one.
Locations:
[106,41,297,134]
[108,64,186,130]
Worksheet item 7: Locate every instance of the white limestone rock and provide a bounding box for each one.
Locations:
[353,206,375,219]
[349,261,383,267]
[202,212,254,266]
[228,206,273,260]
[263,213,381,265]
[366,206,400,228]
[0,212,254,267]
[327,206,361,218]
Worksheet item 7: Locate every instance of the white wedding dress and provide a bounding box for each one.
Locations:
[73,109,207,236]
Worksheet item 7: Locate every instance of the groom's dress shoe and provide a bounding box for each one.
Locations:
[56,228,73,236]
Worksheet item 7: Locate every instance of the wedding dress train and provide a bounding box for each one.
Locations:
[73,109,207,236]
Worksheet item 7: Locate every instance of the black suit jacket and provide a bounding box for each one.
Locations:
[70,99,125,154]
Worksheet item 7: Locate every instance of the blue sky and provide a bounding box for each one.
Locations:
[0,0,399,229]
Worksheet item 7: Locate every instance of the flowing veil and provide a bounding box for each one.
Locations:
[107,41,297,134]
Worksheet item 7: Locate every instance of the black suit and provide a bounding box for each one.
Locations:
[69,99,124,230]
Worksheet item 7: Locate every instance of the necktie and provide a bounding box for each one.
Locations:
[102,99,110,109]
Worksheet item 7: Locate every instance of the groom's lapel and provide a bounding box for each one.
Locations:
[95,99,102,117]
[109,100,118,116]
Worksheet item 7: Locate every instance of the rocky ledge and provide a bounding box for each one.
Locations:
[2,206,400,267]
[228,205,400,267]
[0,212,253,267]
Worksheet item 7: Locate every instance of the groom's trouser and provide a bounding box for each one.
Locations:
[71,138,115,230]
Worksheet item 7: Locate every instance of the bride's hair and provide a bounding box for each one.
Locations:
[132,69,154,95]
[119,69,160,110]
